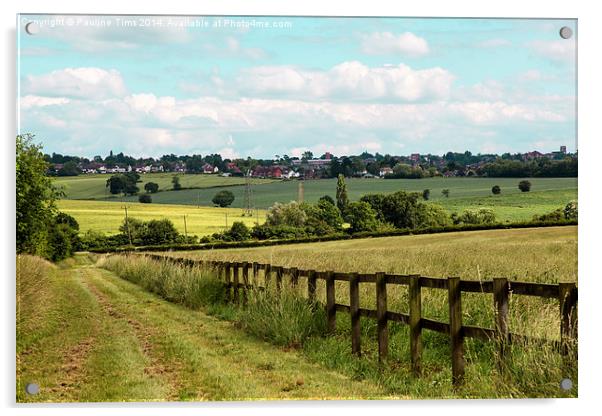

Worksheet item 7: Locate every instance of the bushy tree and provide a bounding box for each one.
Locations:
[518,180,532,192]
[452,208,497,225]
[225,221,251,241]
[212,190,235,207]
[106,175,125,195]
[57,160,80,176]
[16,134,60,256]
[344,201,379,233]
[142,219,179,245]
[318,195,335,206]
[172,174,182,190]
[139,194,152,203]
[144,182,159,193]
[335,174,349,213]
[491,185,501,195]
[564,200,578,220]
[266,201,307,227]
[421,204,452,227]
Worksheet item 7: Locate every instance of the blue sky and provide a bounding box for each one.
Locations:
[18,15,577,159]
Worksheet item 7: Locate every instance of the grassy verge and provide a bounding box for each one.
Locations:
[18,254,388,401]
[99,254,577,398]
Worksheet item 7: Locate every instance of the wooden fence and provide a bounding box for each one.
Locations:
[139,254,578,386]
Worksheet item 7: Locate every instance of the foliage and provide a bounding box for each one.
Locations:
[384,163,425,179]
[479,157,577,178]
[172,174,182,190]
[421,204,452,227]
[452,208,497,225]
[518,180,532,192]
[266,201,307,227]
[138,194,152,203]
[318,195,335,205]
[106,173,140,196]
[212,190,235,207]
[564,200,578,220]
[344,201,379,233]
[250,224,309,240]
[532,208,564,222]
[119,217,179,245]
[492,185,501,195]
[335,174,349,213]
[221,221,251,241]
[56,160,80,177]
[360,190,428,229]
[144,182,159,193]
[422,189,430,200]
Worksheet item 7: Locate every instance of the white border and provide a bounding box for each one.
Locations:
[2,1,600,415]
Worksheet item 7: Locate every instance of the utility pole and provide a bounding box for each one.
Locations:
[243,170,253,217]
[183,215,188,241]
[225,211,228,229]
[298,180,305,203]
[123,205,132,245]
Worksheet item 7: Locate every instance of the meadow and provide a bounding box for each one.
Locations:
[103,225,578,398]
[57,199,266,237]
[53,173,275,200]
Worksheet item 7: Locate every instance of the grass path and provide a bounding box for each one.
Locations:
[17,256,390,402]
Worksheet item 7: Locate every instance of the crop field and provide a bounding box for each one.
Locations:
[53,173,276,200]
[166,226,577,283]
[57,199,266,236]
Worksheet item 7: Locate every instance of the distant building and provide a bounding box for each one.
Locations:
[202,163,218,174]
[410,153,420,162]
[560,146,567,154]
[379,167,393,177]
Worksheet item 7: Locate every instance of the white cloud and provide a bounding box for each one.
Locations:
[527,40,575,63]
[20,95,70,109]
[236,61,453,102]
[361,32,429,57]
[24,67,127,100]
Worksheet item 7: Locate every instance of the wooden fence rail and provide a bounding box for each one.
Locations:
[138,253,577,387]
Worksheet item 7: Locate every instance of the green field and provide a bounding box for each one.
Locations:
[57,200,266,236]
[57,176,577,224]
[53,173,276,200]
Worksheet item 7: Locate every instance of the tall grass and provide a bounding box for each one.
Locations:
[98,253,577,398]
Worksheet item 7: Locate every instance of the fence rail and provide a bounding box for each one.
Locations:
[137,253,578,386]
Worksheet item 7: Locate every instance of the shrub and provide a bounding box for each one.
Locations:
[564,200,578,220]
[420,204,452,227]
[422,189,431,200]
[518,180,532,192]
[266,201,307,227]
[442,189,450,198]
[144,182,159,193]
[318,195,335,205]
[212,190,235,207]
[138,194,152,203]
[492,185,501,195]
[251,224,309,240]
[226,221,251,241]
[238,287,327,347]
[172,175,182,190]
[344,201,379,233]
[533,209,564,222]
[452,208,497,225]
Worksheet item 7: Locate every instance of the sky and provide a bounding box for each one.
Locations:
[17,15,577,159]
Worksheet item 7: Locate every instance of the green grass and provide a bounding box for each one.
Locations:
[102,246,578,399]
[57,199,266,237]
[17,254,390,402]
[53,173,276,200]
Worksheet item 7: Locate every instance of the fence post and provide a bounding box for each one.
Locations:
[376,272,388,364]
[252,262,258,288]
[409,275,422,376]
[448,276,465,386]
[326,271,336,333]
[224,263,232,302]
[276,267,283,293]
[307,270,317,303]
[290,267,299,288]
[233,263,240,304]
[349,273,361,357]
[559,283,578,358]
[242,262,249,306]
[493,278,510,369]
[264,264,271,289]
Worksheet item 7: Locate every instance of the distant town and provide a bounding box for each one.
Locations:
[45,146,577,179]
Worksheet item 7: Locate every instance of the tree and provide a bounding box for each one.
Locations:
[335,174,349,213]
[16,134,59,255]
[226,221,251,241]
[172,175,182,190]
[141,219,179,245]
[491,185,501,195]
[301,151,313,161]
[518,180,532,192]
[442,189,450,198]
[212,190,235,207]
[318,195,335,206]
[57,160,80,176]
[422,189,430,201]
[139,194,152,203]
[106,175,125,195]
[144,182,159,193]
[564,200,578,220]
[266,201,307,227]
[344,201,379,233]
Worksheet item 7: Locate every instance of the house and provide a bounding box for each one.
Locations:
[379,167,393,177]
[252,165,283,178]
[523,151,544,160]
[226,162,242,175]
[410,153,420,162]
[202,163,218,174]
